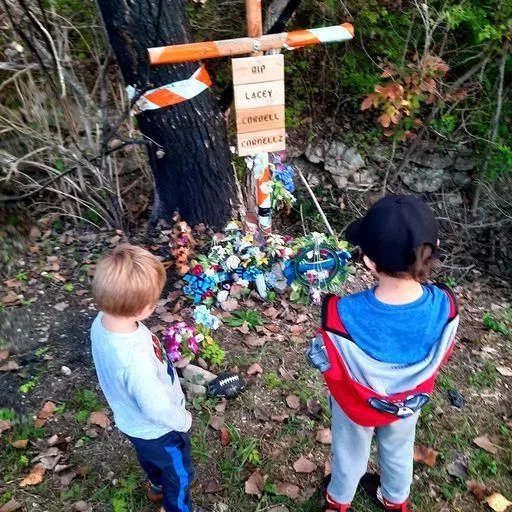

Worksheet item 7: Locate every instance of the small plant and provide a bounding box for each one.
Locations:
[469,362,498,390]
[19,377,39,395]
[199,338,225,366]
[224,309,266,331]
[264,371,283,391]
[483,312,509,335]
[72,388,102,422]
[471,450,499,477]
[15,271,28,282]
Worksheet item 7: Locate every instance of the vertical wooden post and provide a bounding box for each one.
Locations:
[245,0,272,233]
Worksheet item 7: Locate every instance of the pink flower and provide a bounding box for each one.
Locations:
[191,264,204,276]
[202,290,213,299]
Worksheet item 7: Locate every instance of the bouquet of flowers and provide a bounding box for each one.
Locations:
[163,322,203,363]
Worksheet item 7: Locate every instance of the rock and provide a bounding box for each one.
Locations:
[451,171,471,187]
[305,142,324,164]
[305,140,365,188]
[324,141,364,179]
[454,156,476,171]
[349,168,376,187]
[182,364,217,386]
[409,151,453,169]
[61,365,72,376]
[182,381,207,398]
[402,166,445,193]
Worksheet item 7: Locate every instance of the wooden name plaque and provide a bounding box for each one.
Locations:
[236,105,285,133]
[232,55,286,156]
[232,54,284,85]
[237,128,285,157]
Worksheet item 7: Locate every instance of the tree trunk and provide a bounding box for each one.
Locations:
[96,0,237,228]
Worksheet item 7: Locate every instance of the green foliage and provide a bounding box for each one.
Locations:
[224,309,265,330]
[19,377,39,395]
[469,362,498,389]
[483,311,510,335]
[199,339,225,366]
[72,388,102,422]
[471,450,499,477]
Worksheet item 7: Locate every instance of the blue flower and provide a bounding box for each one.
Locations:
[273,164,295,193]
[193,305,220,330]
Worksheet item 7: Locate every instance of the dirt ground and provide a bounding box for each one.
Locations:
[0,222,511,512]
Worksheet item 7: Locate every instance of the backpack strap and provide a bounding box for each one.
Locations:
[321,294,353,340]
[435,283,459,321]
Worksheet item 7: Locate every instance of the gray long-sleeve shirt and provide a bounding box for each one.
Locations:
[90,313,192,439]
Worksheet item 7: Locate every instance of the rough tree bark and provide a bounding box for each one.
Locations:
[96,0,237,227]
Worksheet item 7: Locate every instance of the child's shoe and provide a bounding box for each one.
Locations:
[323,493,355,512]
[145,481,163,502]
[360,473,413,512]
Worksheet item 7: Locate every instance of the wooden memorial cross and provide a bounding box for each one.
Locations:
[148,0,354,231]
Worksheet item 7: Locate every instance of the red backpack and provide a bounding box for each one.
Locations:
[317,286,458,427]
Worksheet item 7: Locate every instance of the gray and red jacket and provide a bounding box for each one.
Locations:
[310,285,459,427]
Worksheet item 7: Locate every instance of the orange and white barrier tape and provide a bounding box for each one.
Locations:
[126,65,212,112]
[148,23,354,65]
[251,153,272,231]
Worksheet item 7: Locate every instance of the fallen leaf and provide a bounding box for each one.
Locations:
[467,480,493,501]
[220,299,239,312]
[413,444,438,467]
[215,400,227,413]
[496,366,512,377]
[286,395,300,410]
[473,436,498,455]
[89,410,111,429]
[2,291,22,306]
[289,325,304,336]
[0,499,23,512]
[71,501,92,512]
[0,349,10,362]
[315,428,332,445]
[324,459,332,477]
[296,314,308,323]
[265,323,281,333]
[485,492,512,512]
[247,363,263,376]
[0,420,12,433]
[37,401,56,420]
[263,307,279,319]
[60,468,79,487]
[268,506,289,512]
[276,481,300,499]
[293,456,317,474]
[0,360,20,372]
[203,480,223,494]
[53,302,69,311]
[10,439,28,449]
[150,324,165,333]
[245,470,264,497]
[209,415,224,431]
[243,335,266,348]
[237,324,251,335]
[219,427,231,447]
[20,463,46,486]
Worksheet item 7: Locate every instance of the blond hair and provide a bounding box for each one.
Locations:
[92,244,166,317]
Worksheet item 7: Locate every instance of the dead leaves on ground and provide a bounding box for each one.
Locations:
[0,499,23,512]
[413,444,438,467]
[473,435,499,455]
[88,409,111,429]
[34,401,56,428]
[245,470,264,497]
[20,463,46,487]
[292,456,317,474]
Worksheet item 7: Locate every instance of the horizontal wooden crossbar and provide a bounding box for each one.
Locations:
[149,23,354,65]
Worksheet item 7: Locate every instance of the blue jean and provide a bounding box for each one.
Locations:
[328,398,419,505]
[127,431,195,512]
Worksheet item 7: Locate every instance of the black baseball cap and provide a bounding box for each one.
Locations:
[345,195,439,271]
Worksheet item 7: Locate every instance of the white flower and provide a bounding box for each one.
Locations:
[217,290,229,303]
[226,255,241,270]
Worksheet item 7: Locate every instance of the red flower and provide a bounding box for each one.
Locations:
[211,264,221,272]
[202,290,214,299]
[191,264,204,276]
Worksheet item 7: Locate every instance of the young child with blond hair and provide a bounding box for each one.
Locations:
[308,195,459,512]
[90,244,204,512]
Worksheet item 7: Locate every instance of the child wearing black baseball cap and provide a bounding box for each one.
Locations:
[307,195,460,512]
